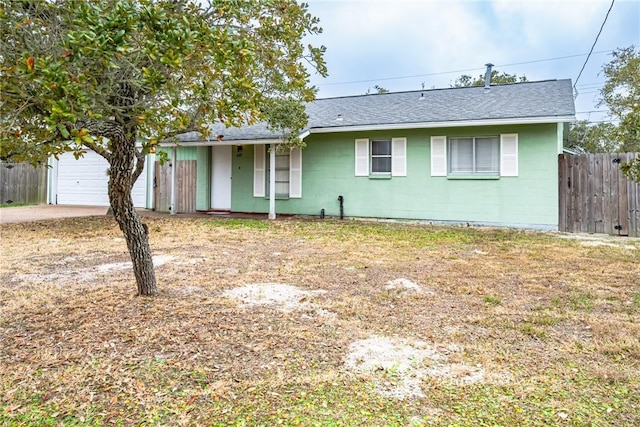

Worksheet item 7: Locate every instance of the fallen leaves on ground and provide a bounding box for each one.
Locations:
[1,216,639,425]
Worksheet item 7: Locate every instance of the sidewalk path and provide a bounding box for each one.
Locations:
[0,205,110,224]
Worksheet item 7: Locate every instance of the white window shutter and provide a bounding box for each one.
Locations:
[355,139,369,176]
[391,137,407,176]
[289,147,302,198]
[253,144,265,197]
[500,134,518,177]
[430,136,447,176]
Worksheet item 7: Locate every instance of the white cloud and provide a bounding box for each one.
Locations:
[305,0,639,118]
[491,0,612,50]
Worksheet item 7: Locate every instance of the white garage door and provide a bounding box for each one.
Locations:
[55,151,148,208]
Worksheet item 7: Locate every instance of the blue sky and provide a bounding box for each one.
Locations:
[304,0,640,124]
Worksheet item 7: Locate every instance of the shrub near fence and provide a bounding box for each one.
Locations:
[0,162,47,205]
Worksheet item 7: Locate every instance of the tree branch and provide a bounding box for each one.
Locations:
[82,139,112,163]
[75,118,126,142]
[158,123,203,142]
[132,148,145,184]
[70,118,126,162]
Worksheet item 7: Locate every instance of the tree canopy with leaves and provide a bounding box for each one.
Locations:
[451,70,528,88]
[0,0,327,295]
[366,85,389,94]
[566,120,619,153]
[567,46,639,180]
[599,46,640,180]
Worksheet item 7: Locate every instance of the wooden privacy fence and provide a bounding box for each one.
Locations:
[0,162,47,205]
[559,153,639,237]
[154,160,197,213]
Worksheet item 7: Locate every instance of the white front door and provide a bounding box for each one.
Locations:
[211,145,232,210]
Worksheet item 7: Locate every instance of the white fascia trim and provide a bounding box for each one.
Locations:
[299,130,311,140]
[308,116,576,134]
[159,139,283,147]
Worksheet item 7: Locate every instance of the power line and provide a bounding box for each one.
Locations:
[576,82,604,89]
[576,89,603,95]
[573,0,615,96]
[587,119,619,124]
[576,110,609,114]
[318,50,613,87]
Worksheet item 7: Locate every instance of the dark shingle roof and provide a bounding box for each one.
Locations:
[176,79,575,142]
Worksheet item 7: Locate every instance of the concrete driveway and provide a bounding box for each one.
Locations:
[0,205,110,224]
[0,205,270,224]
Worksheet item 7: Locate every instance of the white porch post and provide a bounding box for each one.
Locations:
[268,144,276,220]
[170,146,177,215]
[47,156,57,205]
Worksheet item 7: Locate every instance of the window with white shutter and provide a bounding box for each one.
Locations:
[255,145,303,198]
[289,147,302,198]
[392,137,407,176]
[449,136,499,176]
[430,136,447,176]
[430,133,519,177]
[371,139,392,174]
[253,144,265,197]
[355,139,369,176]
[500,134,518,177]
[355,137,407,177]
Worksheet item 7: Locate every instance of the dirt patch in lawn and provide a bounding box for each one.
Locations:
[9,254,175,286]
[384,278,433,294]
[344,335,507,400]
[556,232,640,250]
[222,283,327,312]
[1,217,639,425]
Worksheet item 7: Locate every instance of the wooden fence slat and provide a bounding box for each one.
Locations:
[578,155,587,232]
[602,154,612,234]
[621,153,635,237]
[176,162,184,213]
[558,155,567,232]
[154,161,170,213]
[610,154,620,234]
[570,155,580,232]
[629,177,639,237]
[586,154,594,233]
[617,154,629,236]
[593,154,604,234]
[628,153,639,238]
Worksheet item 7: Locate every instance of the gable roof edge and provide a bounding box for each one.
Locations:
[159,138,284,147]
[306,116,576,135]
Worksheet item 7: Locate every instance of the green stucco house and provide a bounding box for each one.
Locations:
[160,79,576,230]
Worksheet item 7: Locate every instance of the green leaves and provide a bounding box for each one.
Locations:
[599,46,640,152]
[567,120,620,153]
[620,156,640,182]
[452,70,528,88]
[263,97,309,147]
[1,0,326,164]
[57,123,70,140]
[585,45,640,180]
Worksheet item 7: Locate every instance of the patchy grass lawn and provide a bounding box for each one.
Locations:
[1,216,639,426]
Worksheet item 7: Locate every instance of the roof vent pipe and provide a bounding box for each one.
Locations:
[484,63,494,90]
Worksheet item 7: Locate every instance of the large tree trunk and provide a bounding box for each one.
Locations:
[75,117,157,295]
[107,131,157,296]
